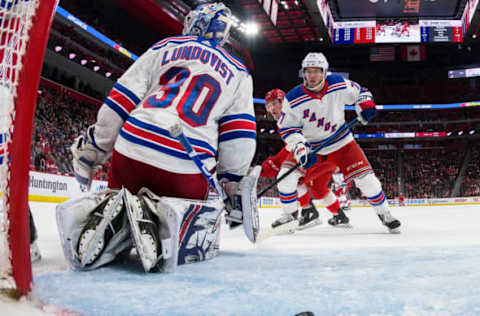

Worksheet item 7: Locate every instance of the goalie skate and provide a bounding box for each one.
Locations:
[124,189,162,272]
[77,189,126,267]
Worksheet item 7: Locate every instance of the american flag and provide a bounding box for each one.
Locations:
[370,46,395,62]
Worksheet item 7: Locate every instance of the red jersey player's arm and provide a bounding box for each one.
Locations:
[269,146,289,166]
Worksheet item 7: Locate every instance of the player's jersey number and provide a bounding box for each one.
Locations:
[145,66,221,127]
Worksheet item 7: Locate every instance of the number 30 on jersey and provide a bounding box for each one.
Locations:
[144,66,221,127]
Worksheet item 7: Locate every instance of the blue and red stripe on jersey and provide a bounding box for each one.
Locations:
[216,45,248,72]
[290,94,311,109]
[218,114,256,142]
[325,81,347,95]
[279,190,298,204]
[368,191,386,206]
[279,126,302,141]
[119,117,216,160]
[104,82,141,121]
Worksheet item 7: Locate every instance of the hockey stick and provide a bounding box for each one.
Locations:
[257,118,359,198]
[169,122,259,243]
[168,123,227,201]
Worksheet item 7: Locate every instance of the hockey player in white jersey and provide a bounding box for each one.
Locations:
[277,52,401,233]
[58,3,258,272]
[260,88,347,231]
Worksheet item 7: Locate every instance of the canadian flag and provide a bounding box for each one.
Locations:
[401,45,426,62]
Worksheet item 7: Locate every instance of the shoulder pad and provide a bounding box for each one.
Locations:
[325,74,345,86]
[285,84,306,103]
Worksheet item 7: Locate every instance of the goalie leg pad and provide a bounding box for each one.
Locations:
[124,188,163,272]
[56,189,132,270]
[136,188,224,271]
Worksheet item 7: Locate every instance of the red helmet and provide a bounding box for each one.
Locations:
[265,89,285,103]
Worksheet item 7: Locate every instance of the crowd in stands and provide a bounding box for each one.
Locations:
[30,82,109,181]
[402,148,461,198]
[460,144,480,196]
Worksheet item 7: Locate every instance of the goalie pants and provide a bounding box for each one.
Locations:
[108,150,210,200]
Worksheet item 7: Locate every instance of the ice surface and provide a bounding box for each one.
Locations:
[3,202,480,315]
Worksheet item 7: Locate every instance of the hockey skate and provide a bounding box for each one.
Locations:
[271,210,297,228]
[378,212,401,234]
[124,190,162,272]
[77,190,126,268]
[328,207,352,228]
[30,240,41,263]
[297,204,322,231]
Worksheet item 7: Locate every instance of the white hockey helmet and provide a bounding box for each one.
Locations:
[183,3,232,46]
[301,52,329,91]
[301,52,329,73]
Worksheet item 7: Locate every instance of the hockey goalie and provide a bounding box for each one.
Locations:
[56,3,260,273]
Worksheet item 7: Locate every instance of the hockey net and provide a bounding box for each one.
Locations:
[0,0,57,296]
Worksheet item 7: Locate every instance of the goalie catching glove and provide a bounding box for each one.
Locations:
[71,125,110,190]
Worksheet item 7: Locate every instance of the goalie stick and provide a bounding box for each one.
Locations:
[257,118,359,198]
[169,122,259,243]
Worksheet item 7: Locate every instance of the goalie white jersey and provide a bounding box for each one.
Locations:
[278,74,369,155]
[93,35,256,179]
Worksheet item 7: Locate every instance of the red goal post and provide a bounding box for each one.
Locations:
[0,0,57,296]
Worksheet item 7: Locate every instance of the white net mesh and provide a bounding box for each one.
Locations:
[0,0,39,287]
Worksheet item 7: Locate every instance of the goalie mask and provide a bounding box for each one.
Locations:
[183,3,232,46]
[301,52,329,92]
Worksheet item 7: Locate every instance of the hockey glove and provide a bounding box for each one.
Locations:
[293,143,318,169]
[220,180,243,229]
[260,157,280,178]
[71,125,109,190]
[355,97,377,125]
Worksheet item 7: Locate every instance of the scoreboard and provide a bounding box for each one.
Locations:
[333,20,463,44]
[333,21,375,44]
[420,20,463,43]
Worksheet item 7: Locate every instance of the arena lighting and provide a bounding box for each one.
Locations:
[93,65,100,72]
[446,131,452,136]
[244,22,259,36]
[458,130,464,136]
[80,59,87,65]
[469,130,475,135]
[260,128,266,133]
[269,129,275,134]
[54,46,62,52]
[105,72,111,78]
[68,53,76,59]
